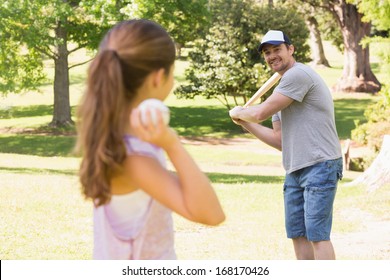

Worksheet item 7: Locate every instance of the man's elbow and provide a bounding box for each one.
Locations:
[273,136,282,151]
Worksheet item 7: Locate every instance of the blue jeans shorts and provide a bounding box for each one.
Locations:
[283,158,343,242]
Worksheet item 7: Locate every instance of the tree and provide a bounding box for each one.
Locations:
[328,0,381,92]
[282,0,331,67]
[306,16,330,66]
[175,0,310,109]
[280,0,382,92]
[347,135,390,191]
[132,0,210,57]
[1,0,208,127]
[316,8,344,52]
[0,0,129,127]
[307,0,382,93]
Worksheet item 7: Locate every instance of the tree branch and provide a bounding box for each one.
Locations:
[33,46,56,60]
[68,58,93,70]
[68,44,88,54]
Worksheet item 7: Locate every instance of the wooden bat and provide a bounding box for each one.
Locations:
[243,72,281,108]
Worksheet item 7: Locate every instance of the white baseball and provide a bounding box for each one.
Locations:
[138,98,170,126]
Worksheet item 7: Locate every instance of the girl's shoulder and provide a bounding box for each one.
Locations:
[124,134,165,165]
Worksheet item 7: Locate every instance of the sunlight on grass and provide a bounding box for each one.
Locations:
[185,144,281,166]
[0,153,79,172]
[174,183,294,260]
[0,116,53,129]
[0,173,92,259]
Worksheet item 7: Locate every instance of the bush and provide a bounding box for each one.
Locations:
[352,83,390,151]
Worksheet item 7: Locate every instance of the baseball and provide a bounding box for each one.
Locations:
[138,98,170,126]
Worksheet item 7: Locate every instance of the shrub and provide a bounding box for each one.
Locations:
[352,83,390,151]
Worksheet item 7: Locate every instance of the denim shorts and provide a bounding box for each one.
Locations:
[283,158,343,242]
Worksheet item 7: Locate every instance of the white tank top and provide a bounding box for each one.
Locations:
[105,190,151,239]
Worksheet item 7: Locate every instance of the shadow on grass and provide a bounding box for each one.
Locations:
[0,98,376,157]
[2,99,372,140]
[2,105,245,156]
[0,104,78,119]
[0,166,77,176]
[334,98,375,139]
[0,105,52,119]
[0,134,76,157]
[207,172,284,184]
[169,106,272,138]
[1,104,243,138]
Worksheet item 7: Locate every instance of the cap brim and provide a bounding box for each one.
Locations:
[258,40,286,52]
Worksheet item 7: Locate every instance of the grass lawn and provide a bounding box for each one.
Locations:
[1,144,389,260]
[0,41,389,260]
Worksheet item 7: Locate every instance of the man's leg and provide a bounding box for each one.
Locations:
[302,159,342,260]
[284,172,309,260]
[312,240,335,260]
[292,237,314,260]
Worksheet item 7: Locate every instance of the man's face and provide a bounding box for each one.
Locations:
[262,43,294,74]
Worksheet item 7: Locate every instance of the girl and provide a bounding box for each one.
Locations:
[76,19,225,260]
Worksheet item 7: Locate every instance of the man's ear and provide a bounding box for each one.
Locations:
[288,44,295,55]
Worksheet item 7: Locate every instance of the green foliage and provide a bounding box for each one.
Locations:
[0,45,46,94]
[132,0,211,46]
[349,0,390,31]
[367,37,390,74]
[351,84,390,151]
[317,11,344,52]
[0,2,46,93]
[0,0,121,94]
[175,0,310,108]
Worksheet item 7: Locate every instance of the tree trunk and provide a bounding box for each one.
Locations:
[329,1,381,93]
[306,16,330,67]
[50,20,73,127]
[347,135,390,191]
[176,42,183,58]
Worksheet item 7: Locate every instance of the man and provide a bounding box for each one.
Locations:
[229,30,343,260]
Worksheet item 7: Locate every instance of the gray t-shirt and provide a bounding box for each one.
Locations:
[272,62,342,174]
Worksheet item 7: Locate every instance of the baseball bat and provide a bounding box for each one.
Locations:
[243,72,281,108]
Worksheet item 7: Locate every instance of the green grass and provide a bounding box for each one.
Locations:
[1,149,389,259]
[0,134,76,157]
[0,41,389,260]
[0,172,91,259]
[334,97,377,139]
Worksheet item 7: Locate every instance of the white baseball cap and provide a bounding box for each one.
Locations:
[258,30,291,52]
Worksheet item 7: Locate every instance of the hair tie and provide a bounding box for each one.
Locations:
[104,49,120,59]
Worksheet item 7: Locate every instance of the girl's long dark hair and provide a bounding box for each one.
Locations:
[76,19,176,206]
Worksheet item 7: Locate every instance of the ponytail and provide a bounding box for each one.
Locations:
[77,50,128,206]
